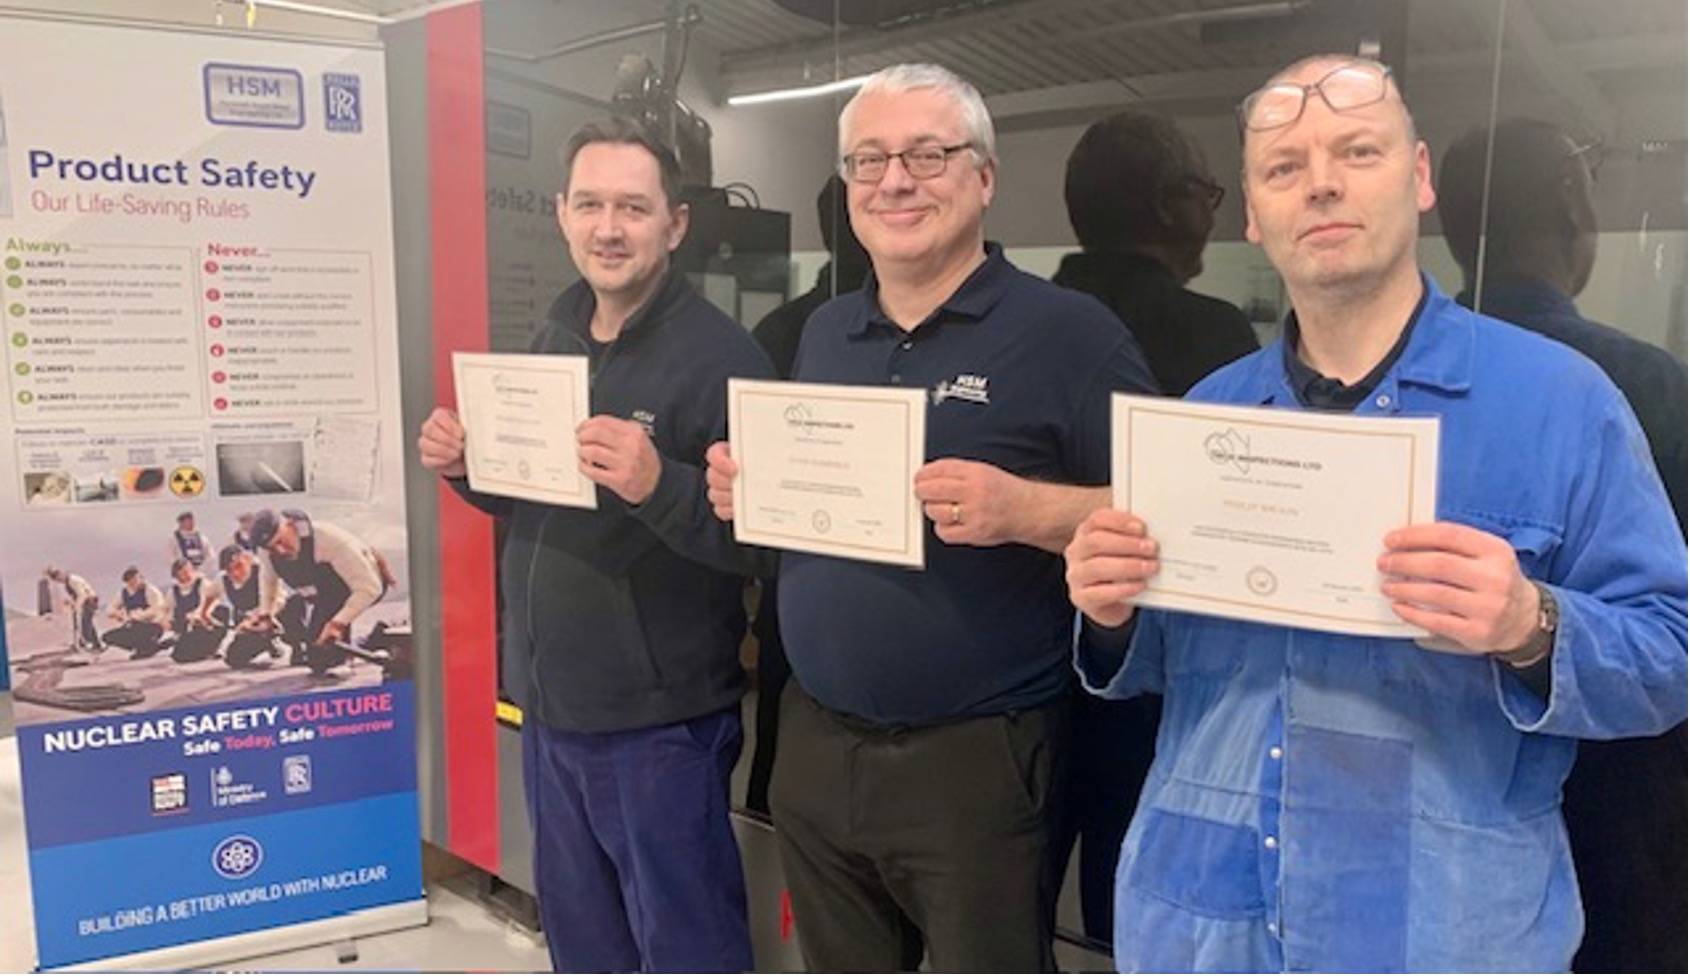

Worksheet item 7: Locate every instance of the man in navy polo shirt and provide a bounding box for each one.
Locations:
[707,63,1156,971]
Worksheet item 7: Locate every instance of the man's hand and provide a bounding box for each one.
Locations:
[1064,509,1160,629]
[704,441,738,522]
[418,407,468,478]
[239,612,273,634]
[1378,522,1539,654]
[576,416,661,505]
[913,459,1031,548]
[314,619,349,647]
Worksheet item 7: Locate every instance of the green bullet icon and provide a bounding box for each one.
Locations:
[8,304,23,317]
[17,391,33,405]
[11,333,26,348]
[5,276,22,289]
[3,258,19,271]
[14,363,29,376]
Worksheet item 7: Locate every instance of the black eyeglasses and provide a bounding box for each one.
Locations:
[841,143,974,183]
[1182,176,1226,211]
[1239,62,1394,133]
[1567,137,1607,184]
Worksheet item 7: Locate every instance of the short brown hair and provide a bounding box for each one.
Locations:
[559,117,684,207]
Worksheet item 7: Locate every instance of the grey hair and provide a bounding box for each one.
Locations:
[837,63,997,169]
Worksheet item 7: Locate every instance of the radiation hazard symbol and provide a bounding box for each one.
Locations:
[170,466,206,498]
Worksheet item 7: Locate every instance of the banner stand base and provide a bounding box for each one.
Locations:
[51,898,429,973]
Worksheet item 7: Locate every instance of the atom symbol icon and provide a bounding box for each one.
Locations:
[213,835,263,879]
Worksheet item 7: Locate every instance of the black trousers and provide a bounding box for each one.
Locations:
[1565,726,1688,973]
[171,625,226,663]
[745,578,789,815]
[1048,690,1160,942]
[102,621,162,657]
[770,685,1067,972]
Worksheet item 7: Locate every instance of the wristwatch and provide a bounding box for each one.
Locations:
[1500,581,1558,669]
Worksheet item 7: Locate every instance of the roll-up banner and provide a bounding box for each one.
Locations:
[0,13,423,969]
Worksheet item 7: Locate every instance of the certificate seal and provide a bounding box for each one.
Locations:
[1246,566,1278,596]
[811,509,832,534]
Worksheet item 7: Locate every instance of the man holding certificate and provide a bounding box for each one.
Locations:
[417,119,771,972]
[1064,55,1688,972]
[707,65,1157,971]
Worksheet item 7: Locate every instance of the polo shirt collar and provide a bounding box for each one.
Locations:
[850,241,1013,338]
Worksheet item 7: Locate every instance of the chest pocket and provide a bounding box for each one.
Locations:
[1446,509,1564,581]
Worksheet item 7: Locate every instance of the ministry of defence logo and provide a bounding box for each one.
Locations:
[213,834,264,880]
[283,754,313,795]
[211,764,269,808]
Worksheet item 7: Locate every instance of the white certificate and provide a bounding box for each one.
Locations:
[729,378,926,568]
[453,351,596,509]
[1113,394,1439,638]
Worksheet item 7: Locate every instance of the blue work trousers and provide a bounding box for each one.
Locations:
[520,708,753,973]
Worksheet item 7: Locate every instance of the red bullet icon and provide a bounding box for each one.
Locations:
[214,398,228,411]
[206,288,220,301]
[204,261,219,274]
[210,344,225,357]
[212,371,227,384]
[208,315,223,328]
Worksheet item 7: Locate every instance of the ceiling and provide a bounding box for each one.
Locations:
[315,0,1684,137]
[94,0,1674,141]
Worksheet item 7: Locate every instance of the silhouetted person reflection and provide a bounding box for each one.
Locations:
[744,175,872,814]
[1055,109,1258,397]
[753,175,872,378]
[1048,110,1258,943]
[1440,117,1687,975]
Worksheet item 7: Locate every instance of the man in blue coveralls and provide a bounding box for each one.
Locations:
[1062,54,1688,972]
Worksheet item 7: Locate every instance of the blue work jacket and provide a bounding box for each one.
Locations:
[1078,280,1688,972]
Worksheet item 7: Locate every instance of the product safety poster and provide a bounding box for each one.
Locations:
[0,14,423,968]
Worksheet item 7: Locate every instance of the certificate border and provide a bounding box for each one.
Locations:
[1120,398,1426,630]
[732,383,922,566]
[453,353,595,509]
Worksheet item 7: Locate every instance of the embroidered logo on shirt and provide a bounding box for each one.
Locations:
[631,409,657,437]
[932,373,990,406]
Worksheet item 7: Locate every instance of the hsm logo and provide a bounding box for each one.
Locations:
[932,374,989,406]
[226,76,283,97]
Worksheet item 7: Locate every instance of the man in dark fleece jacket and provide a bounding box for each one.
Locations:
[419,118,771,973]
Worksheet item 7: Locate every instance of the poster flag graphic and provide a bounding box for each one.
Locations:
[0,14,423,968]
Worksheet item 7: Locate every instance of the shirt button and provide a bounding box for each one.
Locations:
[1267,922,1279,936]
[1264,835,1278,850]
[1375,394,1390,408]
[890,374,902,383]
[900,339,913,350]
[1269,746,1283,760]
